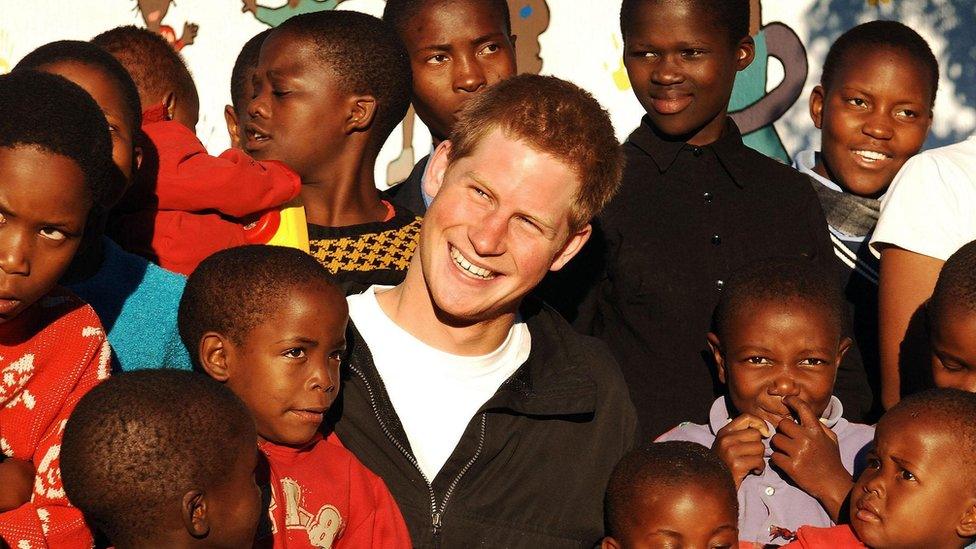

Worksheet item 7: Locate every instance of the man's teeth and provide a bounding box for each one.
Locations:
[450,246,495,279]
[853,150,889,162]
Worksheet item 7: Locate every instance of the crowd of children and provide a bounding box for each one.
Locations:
[1,0,975,547]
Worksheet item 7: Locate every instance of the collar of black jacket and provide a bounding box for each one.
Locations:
[626,115,750,188]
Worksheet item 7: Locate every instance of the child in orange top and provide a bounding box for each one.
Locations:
[179,245,410,548]
[783,389,976,549]
[92,26,301,274]
[0,71,112,549]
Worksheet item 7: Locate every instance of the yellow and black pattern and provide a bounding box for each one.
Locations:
[307,207,422,288]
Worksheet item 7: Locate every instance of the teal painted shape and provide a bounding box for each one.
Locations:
[256,0,341,27]
[729,31,791,163]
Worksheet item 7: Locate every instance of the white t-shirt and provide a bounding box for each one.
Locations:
[347,286,531,481]
[870,135,976,261]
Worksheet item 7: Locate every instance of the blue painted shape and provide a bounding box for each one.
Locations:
[519,5,533,19]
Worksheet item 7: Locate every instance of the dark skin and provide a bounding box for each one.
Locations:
[709,299,853,521]
[929,305,976,393]
[623,0,754,145]
[0,458,34,512]
[247,30,387,227]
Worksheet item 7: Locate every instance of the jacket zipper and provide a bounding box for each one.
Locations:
[350,363,488,543]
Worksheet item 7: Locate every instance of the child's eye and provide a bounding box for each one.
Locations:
[899,468,916,481]
[479,43,501,55]
[272,89,290,98]
[427,54,449,64]
[39,227,67,241]
[328,349,345,362]
[799,357,829,366]
[896,108,919,119]
[865,456,881,469]
[845,97,868,108]
[746,356,770,365]
[283,348,306,359]
[682,48,705,58]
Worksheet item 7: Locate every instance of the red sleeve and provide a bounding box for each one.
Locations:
[145,121,301,217]
[0,311,110,549]
[337,462,411,549]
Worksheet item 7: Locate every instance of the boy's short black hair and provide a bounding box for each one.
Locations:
[91,25,198,112]
[620,0,750,44]
[929,240,976,323]
[383,0,512,37]
[60,370,255,546]
[0,70,112,207]
[274,10,411,151]
[884,388,976,480]
[605,441,737,539]
[14,40,142,131]
[822,20,939,108]
[178,245,335,368]
[230,29,272,114]
[712,256,846,340]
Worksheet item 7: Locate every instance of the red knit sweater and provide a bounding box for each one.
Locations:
[110,104,301,274]
[256,433,411,549]
[0,288,111,549]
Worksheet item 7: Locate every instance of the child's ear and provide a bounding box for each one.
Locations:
[837,336,853,364]
[199,332,232,382]
[224,105,242,149]
[809,85,826,129]
[550,224,592,272]
[180,490,210,539]
[734,35,756,71]
[345,96,377,134]
[707,332,727,384]
[163,91,177,121]
[600,536,621,549]
[956,500,976,539]
[134,143,144,172]
[423,139,453,201]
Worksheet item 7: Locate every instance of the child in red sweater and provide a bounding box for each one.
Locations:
[0,71,113,548]
[783,389,976,549]
[91,26,301,275]
[179,245,411,548]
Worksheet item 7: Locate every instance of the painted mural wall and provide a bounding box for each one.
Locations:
[1,0,973,186]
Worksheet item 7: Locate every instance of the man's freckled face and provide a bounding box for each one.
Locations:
[851,413,975,549]
[246,31,349,180]
[930,307,976,394]
[812,47,933,198]
[612,483,739,549]
[403,0,516,142]
[223,282,349,447]
[717,300,845,426]
[623,0,752,145]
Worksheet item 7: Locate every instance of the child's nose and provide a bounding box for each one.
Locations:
[651,55,684,85]
[862,111,894,140]
[468,211,508,257]
[454,55,488,93]
[0,230,30,276]
[247,89,270,120]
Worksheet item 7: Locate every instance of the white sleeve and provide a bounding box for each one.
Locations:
[870,152,976,261]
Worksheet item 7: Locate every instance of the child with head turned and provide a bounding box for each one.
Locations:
[794,21,937,413]
[246,11,421,290]
[783,388,976,549]
[225,29,273,150]
[658,258,875,546]
[0,71,113,549]
[927,240,976,393]
[14,39,192,372]
[60,370,261,549]
[602,441,741,549]
[178,245,410,548]
[582,0,870,441]
[91,26,302,275]
[382,0,517,214]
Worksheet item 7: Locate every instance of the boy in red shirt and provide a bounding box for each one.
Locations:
[179,245,410,548]
[0,71,113,549]
[92,26,301,275]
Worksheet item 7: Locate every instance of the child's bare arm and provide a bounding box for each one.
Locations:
[769,396,852,522]
[0,459,35,513]
[713,414,770,489]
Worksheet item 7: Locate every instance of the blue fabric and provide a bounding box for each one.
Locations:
[67,237,192,371]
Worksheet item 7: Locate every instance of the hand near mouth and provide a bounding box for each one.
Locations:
[770,396,852,522]
[713,412,771,489]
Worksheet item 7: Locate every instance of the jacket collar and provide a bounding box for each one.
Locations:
[626,115,750,188]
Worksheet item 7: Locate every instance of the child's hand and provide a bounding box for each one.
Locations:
[770,396,852,522]
[713,413,771,489]
[0,458,35,512]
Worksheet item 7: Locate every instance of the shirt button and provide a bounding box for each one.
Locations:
[711,234,721,245]
[765,486,775,496]
[716,279,725,290]
[703,191,713,203]
[691,146,703,157]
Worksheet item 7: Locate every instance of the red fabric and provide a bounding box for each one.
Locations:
[112,107,301,274]
[781,525,868,548]
[256,433,410,549]
[0,288,111,549]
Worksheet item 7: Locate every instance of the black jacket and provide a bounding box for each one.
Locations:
[569,117,871,437]
[331,299,638,548]
[384,155,429,216]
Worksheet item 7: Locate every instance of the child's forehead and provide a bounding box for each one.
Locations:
[403,0,509,40]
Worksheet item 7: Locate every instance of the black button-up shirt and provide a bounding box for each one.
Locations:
[583,117,870,437]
